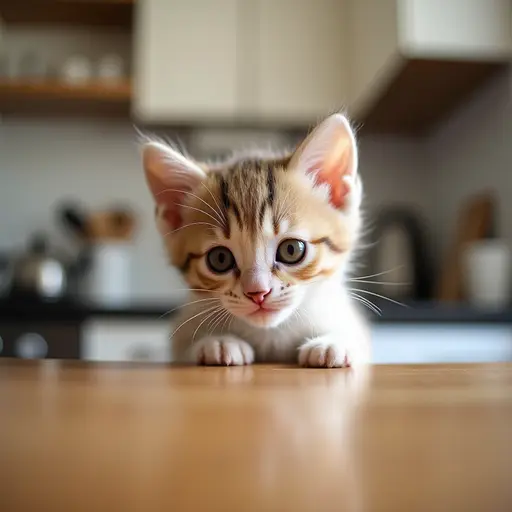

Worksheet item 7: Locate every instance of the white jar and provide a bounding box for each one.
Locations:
[85,243,132,306]
[464,240,511,310]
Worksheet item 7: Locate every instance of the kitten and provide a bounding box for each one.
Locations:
[142,114,370,367]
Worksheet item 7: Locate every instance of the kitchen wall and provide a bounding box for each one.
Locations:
[0,118,428,301]
[427,68,512,256]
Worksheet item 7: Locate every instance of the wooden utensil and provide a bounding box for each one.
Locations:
[87,209,136,241]
[436,192,494,302]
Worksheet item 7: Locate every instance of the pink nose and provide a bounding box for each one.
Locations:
[244,289,271,305]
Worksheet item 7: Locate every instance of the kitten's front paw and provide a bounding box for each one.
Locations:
[299,335,358,368]
[193,335,254,366]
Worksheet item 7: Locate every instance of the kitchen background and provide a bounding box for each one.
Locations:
[0,0,511,364]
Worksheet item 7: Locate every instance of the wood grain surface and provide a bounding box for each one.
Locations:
[1,361,511,512]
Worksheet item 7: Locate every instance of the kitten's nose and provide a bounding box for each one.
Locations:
[244,289,271,305]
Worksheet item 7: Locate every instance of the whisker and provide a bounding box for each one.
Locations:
[347,279,411,286]
[165,222,220,236]
[301,308,316,334]
[206,310,223,331]
[170,288,222,294]
[295,308,306,329]
[348,288,409,309]
[175,202,223,226]
[201,182,227,227]
[159,297,220,318]
[171,305,221,339]
[291,311,303,336]
[210,310,230,333]
[350,294,379,315]
[220,312,232,333]
[350,266,404,281]
[192,306,224,343]
[161,188,226,227]
[350,293,382,316]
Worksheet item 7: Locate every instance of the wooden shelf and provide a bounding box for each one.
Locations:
[0,0,135,29]
[0,80,132,118]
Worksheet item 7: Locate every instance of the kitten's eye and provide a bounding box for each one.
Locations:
[276,239,306,265]
[206,246,236,273]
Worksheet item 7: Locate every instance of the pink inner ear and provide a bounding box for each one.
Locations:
[312,149,352,209]
[163,208,182,230]
[158,190,185,230]
[316,166,349,209]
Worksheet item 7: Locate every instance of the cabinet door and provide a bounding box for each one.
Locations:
[255,0,348,123]
[133,0,239,122]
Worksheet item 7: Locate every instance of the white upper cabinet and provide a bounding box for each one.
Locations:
[254,0,348,123]
[134,0,348,125]
[399,0,512,59]
[133,0,509,132]
[133,0,239,122]
[346,0,512,134]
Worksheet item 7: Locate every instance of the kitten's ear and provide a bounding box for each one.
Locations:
[142,141,206,229]
[289,114,359,211]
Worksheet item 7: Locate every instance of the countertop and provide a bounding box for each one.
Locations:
[1,361,511,511]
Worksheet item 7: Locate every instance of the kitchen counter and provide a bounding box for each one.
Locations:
[1,361,511,511]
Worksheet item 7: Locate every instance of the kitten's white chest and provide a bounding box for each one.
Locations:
[246,326,305,363]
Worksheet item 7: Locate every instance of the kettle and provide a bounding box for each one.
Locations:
[12,235,68,299]
[1,234,88,300]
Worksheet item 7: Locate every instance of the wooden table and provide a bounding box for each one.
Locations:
[1,361,511,512]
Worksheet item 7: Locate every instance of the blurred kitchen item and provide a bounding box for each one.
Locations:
[88,208,136,241]
[57,202,90,241]
[436,193,494,302]
[60,55,92,84]
[0,52,9,78]
[0,253,12,297]
[97,54,124,83]
[85,242,132,306]
[368,208,431,300]
[464,240,511,310]
[17,51,48,80]
[0,51,19,79]
[10,234,68,300]
[2,233,91,301]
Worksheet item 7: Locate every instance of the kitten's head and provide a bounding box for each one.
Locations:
[143,114,362,328]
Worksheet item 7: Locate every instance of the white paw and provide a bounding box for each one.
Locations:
[193,336,255,366]
[298,334,367,368]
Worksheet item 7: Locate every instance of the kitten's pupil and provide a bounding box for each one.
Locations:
[218,253,226,264]
[287,244,294,256]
